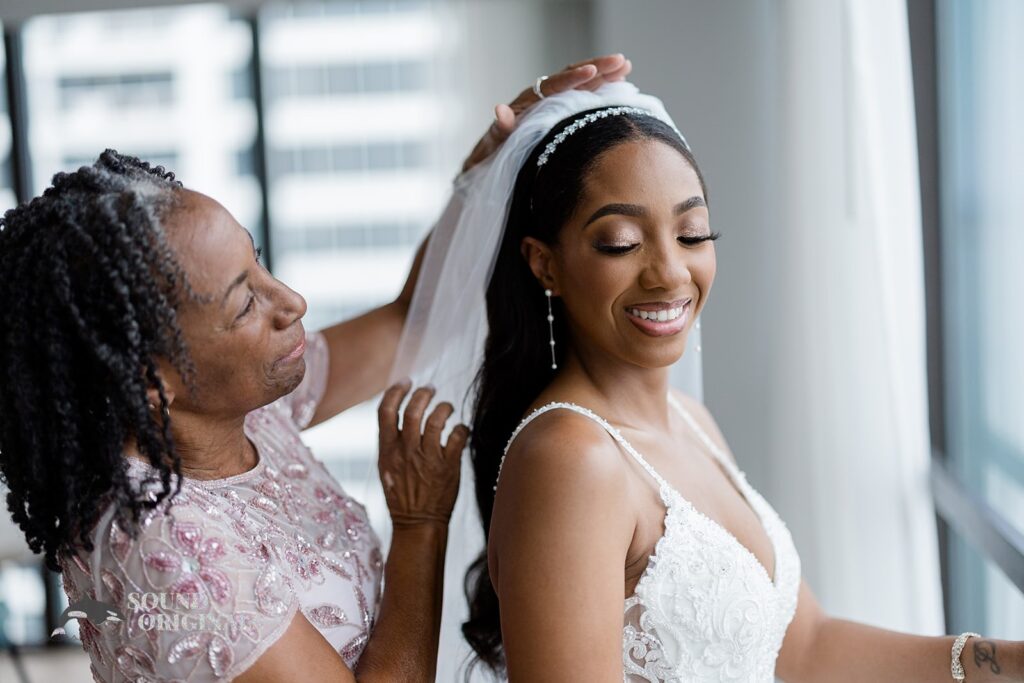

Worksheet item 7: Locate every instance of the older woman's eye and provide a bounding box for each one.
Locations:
[238,294,255,319]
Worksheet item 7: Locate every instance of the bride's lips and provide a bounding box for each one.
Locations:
[624,298,691,337]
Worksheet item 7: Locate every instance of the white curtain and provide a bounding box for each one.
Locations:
[765,0,944,633]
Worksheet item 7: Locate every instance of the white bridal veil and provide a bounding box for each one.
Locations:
[387,81,705,679]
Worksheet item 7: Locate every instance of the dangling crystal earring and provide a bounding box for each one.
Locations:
[545,288,557,370]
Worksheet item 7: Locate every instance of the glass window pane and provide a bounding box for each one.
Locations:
[0,561,48,646]
[937,0,1024,634]
[259,0,450,541]
[21,4,262,248]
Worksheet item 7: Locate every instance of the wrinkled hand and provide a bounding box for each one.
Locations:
[377,381,468,529]
[461,53,633,172]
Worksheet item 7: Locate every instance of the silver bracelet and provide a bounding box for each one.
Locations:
[951,631,981,682]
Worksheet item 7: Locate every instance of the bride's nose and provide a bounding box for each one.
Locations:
[637,237,693,291]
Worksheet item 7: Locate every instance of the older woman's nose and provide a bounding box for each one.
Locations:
[272,280,307,329]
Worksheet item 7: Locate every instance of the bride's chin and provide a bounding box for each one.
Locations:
[626,344,688,370]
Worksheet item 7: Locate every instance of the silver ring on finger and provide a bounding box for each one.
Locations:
[533,75,549,99]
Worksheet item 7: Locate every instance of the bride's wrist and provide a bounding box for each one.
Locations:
[959,638,1024,682]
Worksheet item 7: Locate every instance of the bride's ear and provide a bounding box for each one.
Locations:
[520,237,560,294]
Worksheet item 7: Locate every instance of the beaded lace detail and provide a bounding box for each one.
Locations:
[60,330,383,681]
[500,394,801,682]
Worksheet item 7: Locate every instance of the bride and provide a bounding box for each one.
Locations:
[392,82,1024,681]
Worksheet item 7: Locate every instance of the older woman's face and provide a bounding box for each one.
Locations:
[547,139,715,370]
[160,190,307,416]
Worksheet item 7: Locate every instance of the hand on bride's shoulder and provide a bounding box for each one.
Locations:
[670,389,740,468]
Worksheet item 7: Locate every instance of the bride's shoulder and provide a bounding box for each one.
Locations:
[499,406,630,497]
[492,406,636,554]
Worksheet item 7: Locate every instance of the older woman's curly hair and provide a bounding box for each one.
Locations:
[0,149,197,571]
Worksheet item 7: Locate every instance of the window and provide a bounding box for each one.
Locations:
[21,4,261,243]
[267,60,428,98]
[0,0,468,652]
[58,72,174,110]
[258,0,452,540]
[930,0,1024,635]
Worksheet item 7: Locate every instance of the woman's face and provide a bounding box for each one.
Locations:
[534,138,715,370]
[158,190,308,417]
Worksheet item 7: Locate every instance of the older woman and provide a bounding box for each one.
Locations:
[0,55,633,682]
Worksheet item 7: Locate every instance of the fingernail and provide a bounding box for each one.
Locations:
[424,383,436,392]
[398,376,412,386]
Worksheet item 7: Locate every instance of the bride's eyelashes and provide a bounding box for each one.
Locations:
[594,242,638,254]
[592,231,721,255]
[680,231,721,246]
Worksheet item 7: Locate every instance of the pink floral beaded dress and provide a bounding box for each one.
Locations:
[59,329,384,682]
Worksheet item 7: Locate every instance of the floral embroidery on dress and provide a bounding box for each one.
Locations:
[59,330,384,681]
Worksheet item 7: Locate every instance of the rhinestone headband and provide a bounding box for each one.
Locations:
[536,106,688,168]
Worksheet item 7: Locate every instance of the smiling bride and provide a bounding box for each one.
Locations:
[392,81,1024,683]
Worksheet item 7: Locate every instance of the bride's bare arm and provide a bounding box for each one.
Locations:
[491,411,636,682]
[776,580,1024,682]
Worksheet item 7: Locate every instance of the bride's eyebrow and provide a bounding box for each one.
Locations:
[583,203,645,228]
[583,195,707,229]
[674,196,707,214]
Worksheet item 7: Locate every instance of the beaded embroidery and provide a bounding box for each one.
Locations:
[60,330,384,681]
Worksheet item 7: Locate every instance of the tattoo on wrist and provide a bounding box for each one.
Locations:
[973,640,1001,676]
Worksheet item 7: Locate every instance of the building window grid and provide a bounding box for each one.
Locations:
[57,72,175,110]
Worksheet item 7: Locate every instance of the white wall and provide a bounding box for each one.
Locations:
[593,0,783,496]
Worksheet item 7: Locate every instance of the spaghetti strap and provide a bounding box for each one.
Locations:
[497,401,675,502]
[666,393,731,466]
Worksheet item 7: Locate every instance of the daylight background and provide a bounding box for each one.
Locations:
[0,0,1020,681]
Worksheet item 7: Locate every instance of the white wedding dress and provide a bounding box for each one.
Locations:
[503,392,801,682]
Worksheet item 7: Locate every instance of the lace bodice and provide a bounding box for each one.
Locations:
[501,393,801,682]
[59,330,383,682]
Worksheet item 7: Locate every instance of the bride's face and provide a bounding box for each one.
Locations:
[529,138,715,369]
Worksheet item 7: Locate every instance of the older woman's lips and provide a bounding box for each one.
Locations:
[278,336,306,364]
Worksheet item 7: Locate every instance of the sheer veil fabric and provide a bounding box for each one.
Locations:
[387,82,705,679]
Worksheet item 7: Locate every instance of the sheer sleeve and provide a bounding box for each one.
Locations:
[65,496,300,681]
[277,328,329,430]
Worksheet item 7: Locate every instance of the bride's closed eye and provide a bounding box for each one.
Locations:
[678,231,721,246]
[594,242,639,254]
[593,230,721,254]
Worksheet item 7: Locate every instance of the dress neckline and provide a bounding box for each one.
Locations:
[125,411,267,489]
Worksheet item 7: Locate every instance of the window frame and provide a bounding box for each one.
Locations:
[908,0,1024,630]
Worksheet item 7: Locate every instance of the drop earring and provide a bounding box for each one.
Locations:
[545,288,557,370]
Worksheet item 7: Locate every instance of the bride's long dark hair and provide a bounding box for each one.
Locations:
[461,107,706,674]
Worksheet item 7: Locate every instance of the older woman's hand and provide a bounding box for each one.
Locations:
[461,53,633,172]
[377,381,468,529]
